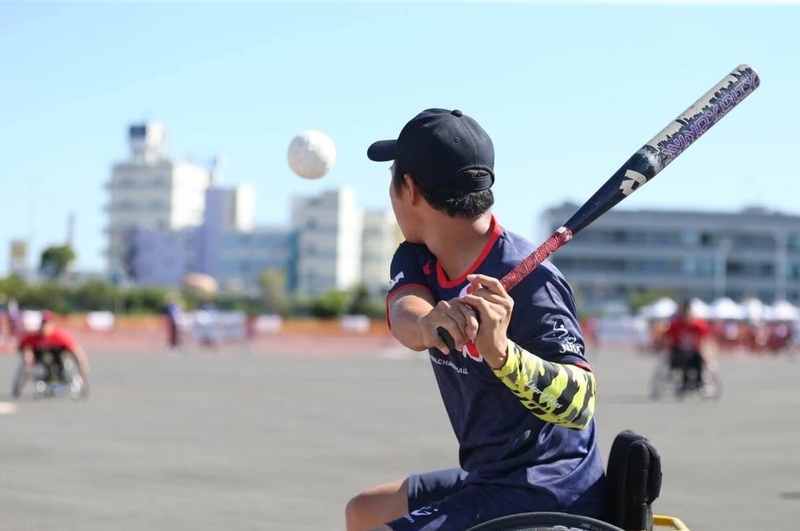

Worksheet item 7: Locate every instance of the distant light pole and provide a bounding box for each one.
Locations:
[714,236,733,300]
[774,230,788,302]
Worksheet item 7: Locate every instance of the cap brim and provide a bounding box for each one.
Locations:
[367,140,397,162]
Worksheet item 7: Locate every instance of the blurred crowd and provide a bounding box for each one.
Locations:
[648,318,795,356]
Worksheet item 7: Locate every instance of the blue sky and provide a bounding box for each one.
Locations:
[1,2,797,273]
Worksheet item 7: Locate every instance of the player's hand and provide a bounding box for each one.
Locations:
[419,299,480,354]
[457,274,514,369]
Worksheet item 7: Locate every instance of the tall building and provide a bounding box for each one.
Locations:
[291,187,363,297]
[104,123,211,276]
[129,183,283,294]
[199,185,257,281]
[8,240,29,278]
[539,203,800,314]
[217,227,296,295]
[123,159,393,298]
[129,227,201,287]
[361,210,402,296]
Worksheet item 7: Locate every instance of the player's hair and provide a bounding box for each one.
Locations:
[392,165,494,218]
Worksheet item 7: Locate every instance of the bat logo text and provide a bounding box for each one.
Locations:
[619,169,647,196]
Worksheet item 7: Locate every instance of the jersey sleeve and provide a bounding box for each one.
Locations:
[509,264,589,368]
[17,334,33,350]
[53,329,80,352]
[386,241,433,300]
[385,242,434,330]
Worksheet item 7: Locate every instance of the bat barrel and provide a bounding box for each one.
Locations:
[563,64,760,237]
[646,64,760,172]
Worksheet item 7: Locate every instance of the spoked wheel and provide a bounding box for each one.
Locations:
[464,512,623,531]
[648,361,676,400]
[699,368,723,400]
[11,360,27,399]
[61,354,87,400]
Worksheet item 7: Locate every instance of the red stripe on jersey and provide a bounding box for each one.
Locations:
[436,216,503,289]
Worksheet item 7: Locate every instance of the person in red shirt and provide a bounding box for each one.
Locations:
[12,310,90,399]
[661,299,711,394]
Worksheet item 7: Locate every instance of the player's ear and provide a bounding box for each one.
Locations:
[405,173,422,205]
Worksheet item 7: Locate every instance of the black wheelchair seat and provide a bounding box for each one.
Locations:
[604,430,663,531]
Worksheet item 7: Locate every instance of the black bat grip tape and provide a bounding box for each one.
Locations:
[437,326,456,351]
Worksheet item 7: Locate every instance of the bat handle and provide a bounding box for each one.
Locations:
[500,227,573,292]
[437,327,456,351]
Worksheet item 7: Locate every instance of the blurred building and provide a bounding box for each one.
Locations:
[129,184,293,295]
[291,187,364,297]
[111,122,397,298]
[361,209,402,297]
[104,123,212,277]
[128,227,201,288]
[8,240,29,277]
[198,185,257,282]
[540,203,800,314]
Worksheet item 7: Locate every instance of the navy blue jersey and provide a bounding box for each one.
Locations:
[387,216,606,510]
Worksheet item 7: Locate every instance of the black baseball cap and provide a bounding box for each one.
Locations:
[367,108,495,192]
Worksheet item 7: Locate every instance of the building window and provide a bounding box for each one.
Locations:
[733,234,774,251]
[700,233,718,247]
[682,231,700,246]
[696,259,715,277]
[726,261,774,278]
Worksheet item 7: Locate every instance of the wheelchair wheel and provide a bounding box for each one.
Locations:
[60,353,86,400]
[464,512,624,531]
[10,360,27,399]
[648,359,678,400]
[700,368,723,400]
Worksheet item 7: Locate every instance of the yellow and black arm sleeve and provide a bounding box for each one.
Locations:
[492,339,596,430]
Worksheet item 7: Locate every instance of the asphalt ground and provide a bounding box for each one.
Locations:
[0,344,798,531]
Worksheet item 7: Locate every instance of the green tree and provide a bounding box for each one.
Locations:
[258,269,291,316]
[309,289,350,319]
[22,281,70,313]
[39,245,76,280]
[72,279,119,312]
[348,284,385,318]
[124,286,172,314]
[0,274,26,300]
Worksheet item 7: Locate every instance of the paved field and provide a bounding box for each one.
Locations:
[0,344,798,531]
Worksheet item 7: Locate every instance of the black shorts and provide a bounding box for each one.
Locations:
[669,348,701,369]
[387,468,573,531]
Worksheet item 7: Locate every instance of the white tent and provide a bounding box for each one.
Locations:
[640,297,677,320]
[770,300,800,322]
[710,297,746,321]
[741,297,774,322]
[689,297,713,319]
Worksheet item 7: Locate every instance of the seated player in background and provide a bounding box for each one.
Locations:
[13,310,91,398]
[661,299,712,394]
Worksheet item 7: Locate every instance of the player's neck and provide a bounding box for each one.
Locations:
[424,213,495,281]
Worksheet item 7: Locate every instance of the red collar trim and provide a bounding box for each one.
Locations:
[436,216,503,289]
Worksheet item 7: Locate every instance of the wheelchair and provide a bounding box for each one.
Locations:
[11,349,86,400]
[465,430,688,531]
[649,348,722,401]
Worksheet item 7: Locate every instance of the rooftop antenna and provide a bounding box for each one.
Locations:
[210,154,226,187]
[67,211,75,248]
